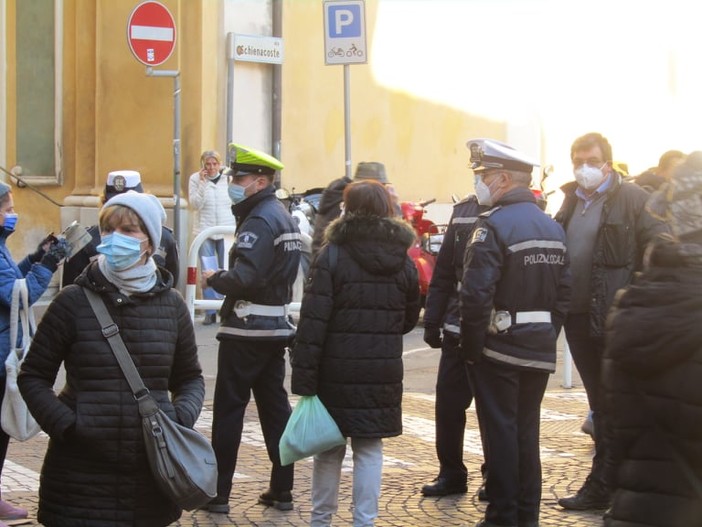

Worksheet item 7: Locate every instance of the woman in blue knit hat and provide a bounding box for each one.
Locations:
[0,180,68,525]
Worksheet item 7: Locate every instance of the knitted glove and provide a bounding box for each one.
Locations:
[40,238,71,272]
[29,234,58,263]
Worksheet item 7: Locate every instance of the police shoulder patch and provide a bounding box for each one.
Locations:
[478,206,501,218]
[471,227,488,243]
[237,231,259,249]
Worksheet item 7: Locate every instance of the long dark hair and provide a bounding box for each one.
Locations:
[342,180,395,218]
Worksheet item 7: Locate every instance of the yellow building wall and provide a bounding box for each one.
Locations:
[280,0,502,203]
[4,0,223,258]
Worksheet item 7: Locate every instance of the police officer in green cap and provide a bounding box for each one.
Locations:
[201,144,301,513]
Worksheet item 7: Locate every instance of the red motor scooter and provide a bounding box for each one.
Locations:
[401,199,445,306]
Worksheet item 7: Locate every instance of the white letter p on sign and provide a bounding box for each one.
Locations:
[334,9,353,35]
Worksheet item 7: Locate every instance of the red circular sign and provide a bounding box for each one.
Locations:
[127,1,177,67]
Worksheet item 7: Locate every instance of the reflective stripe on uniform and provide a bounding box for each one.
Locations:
[273,232,302,245]
[514,311,551,324]
[442,323,460,334]
[507,239,566,253]
[483,347,555,371]
[217,326,296,338]
[452,217,478,225]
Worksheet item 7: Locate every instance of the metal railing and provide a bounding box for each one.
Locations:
[184,225,301,321]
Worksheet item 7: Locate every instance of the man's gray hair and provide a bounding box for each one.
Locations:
[507,170,533,187]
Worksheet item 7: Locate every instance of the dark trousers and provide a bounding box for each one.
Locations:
[435,336,474,483]
[211,339,294,498]
[564,313,609,489]
[470,359,548,527]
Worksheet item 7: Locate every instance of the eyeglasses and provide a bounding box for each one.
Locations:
[572,158,606,169]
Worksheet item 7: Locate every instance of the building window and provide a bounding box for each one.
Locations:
[13,0,63,185]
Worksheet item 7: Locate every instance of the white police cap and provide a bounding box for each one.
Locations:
[467,139,539,173]
[105,170,143,200]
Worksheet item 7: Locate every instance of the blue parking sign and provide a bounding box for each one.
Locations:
[327,5,361,38]
[323,0,366,65]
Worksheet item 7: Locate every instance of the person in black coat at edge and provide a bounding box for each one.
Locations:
[61,170,180,288]
[18,191,204,527]
[602,152,702,527]
[310,162,391,259]
[460,139,571,527]
[291,179,420,527]
[421,189,489,499]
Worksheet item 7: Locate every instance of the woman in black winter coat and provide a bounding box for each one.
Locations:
[18,192,205,527]
[291,179,420,527]
[603,153,702,527]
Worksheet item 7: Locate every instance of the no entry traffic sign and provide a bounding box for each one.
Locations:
[127,1,176,67]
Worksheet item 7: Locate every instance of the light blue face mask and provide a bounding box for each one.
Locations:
[96,232,147,271]
[2,212,18,232]
[228,180,255,204]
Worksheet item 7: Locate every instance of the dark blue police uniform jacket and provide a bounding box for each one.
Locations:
[424,195,486,337]
[460,187,571,372]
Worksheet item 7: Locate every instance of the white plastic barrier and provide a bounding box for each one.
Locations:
[185,225,301,321]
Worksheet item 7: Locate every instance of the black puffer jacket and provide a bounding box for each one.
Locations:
[311,176,351,258]
[291,214,420,438]
[603,236,702,527]
[18,261,204,527]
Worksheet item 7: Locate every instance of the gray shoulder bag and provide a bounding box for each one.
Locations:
[83,287,217,510]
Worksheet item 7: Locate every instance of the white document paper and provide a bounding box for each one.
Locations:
[201,255,219,271]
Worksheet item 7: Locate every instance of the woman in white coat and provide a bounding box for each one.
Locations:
[188,150,235,324]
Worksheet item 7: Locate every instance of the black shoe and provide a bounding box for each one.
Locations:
[258,489,293,511]
[202,313,217,326]
[474,520,516,527]
[558,481,611,510]
[478,482,489,501]
[200,496,229,514]
[421,477,467,497]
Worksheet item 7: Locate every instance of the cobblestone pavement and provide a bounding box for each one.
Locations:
[3,387,604,526]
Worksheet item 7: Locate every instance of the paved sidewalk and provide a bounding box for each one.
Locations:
[3,387,603,526]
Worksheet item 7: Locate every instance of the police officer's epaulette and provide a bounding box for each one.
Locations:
[454,194,479,207]
[478,206,502,218]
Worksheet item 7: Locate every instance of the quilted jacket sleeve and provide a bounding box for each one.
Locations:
[290,245,335,396]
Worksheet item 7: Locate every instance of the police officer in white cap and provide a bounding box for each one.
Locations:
[459,139,571,527]
[61,170,180,287]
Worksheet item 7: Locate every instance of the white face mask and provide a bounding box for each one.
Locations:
[475,175,499,206]
[574,163,607,190]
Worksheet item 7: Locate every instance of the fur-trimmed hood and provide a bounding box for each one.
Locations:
[325,213,416,275]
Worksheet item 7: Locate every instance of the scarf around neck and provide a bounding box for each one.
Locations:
[97,254,157,295]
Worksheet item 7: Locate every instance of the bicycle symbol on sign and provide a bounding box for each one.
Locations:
[328,47,345,58]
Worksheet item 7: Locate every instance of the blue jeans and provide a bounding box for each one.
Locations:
[199,238,224,316]
[311,437,383,527]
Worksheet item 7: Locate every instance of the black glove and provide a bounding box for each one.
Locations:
[423,326,442,348]
[459,336,482,365]
[40,238,70,272]
[29,233,58,263]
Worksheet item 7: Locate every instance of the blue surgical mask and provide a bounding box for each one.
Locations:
[96,232,147,271]
[228,180,254,204]
[2,213,18,232]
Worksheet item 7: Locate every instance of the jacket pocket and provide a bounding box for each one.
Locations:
[601,222,633,267]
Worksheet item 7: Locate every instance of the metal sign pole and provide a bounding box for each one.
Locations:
[226,33,235,165]
[343,64,352,179]
[146,67,181,244]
